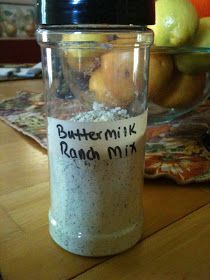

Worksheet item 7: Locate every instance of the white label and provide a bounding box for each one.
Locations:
[48,110,147,161]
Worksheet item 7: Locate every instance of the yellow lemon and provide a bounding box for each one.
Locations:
[89,50,136,107]
[156,73,206,109]
[63,33,108,72]
[148,0,199,47]
[148,53,174,103]
[192,17,210,47]
[63,33,108,58]
[175,17,210,74]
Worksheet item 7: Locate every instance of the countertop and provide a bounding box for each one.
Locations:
[0,80,210,280]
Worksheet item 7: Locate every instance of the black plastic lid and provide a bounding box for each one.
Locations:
[37,0,155,26]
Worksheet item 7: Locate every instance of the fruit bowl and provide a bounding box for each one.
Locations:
[148,46,210,124]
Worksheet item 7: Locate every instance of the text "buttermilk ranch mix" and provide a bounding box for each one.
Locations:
[56,122,138,161]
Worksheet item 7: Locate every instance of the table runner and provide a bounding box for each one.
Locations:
[1,91,210,184]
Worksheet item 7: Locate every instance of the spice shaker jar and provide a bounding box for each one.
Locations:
[36,0,155,257]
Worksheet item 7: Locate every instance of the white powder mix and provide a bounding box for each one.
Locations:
[48,105,147,256]
[71,102,130,122]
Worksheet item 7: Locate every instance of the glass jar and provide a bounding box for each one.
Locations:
[36,0,154,257]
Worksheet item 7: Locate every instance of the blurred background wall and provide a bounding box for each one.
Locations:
[0,0,40,63]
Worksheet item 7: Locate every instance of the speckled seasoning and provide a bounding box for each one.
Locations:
[48,104,147,256]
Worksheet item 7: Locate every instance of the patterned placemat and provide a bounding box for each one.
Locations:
[1,91,210,184]
[0,91,47,148]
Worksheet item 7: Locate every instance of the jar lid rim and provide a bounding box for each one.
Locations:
[36,0,155,26]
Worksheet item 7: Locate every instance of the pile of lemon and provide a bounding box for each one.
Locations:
[62,0,210,110]
[148,0,210,108]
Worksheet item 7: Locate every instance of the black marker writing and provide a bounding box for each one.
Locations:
[60,141,100,160]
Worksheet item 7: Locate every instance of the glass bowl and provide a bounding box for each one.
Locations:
[148,47,210,125]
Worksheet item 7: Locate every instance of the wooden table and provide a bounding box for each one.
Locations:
[0,80,210,280]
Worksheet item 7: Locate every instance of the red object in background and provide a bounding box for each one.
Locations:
[189,0,210,18]
[0,39,41,63]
